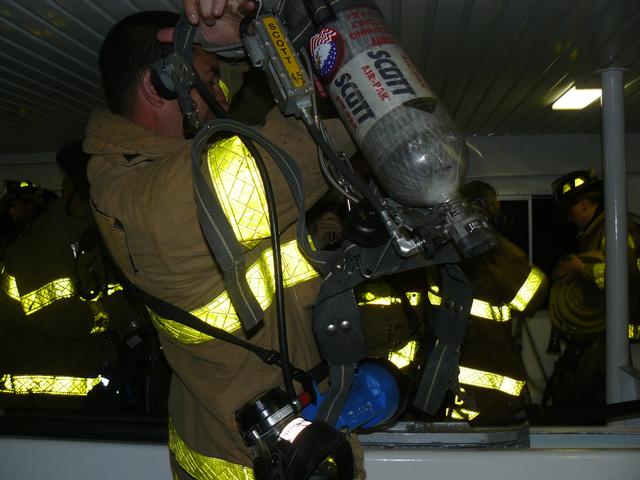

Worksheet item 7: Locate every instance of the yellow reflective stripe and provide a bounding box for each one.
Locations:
[1,274,123,333]
[428,266,545,319]
[106,284,123,295]
[20,278,74,315]
[592,255,639,289]
[207,136,270,247]
[1,271,20,301]
[601,234,637,251]
[276,239,320,288]
[218,79,231,103]
[458,366,525,397]
[358,291,421,307]
[388,339,418,369]
[169,418,254,480]
[446,407,480,421]
[153,239,318,344]
[0,374,102,396]
[630,325,640,340]
[445,394,480,421]
[427,290,511,321]
[508,266,546,312]
[471,300,511,321]
[593,263,606,289]
[88,304,110,334]
[88,284,124,334]
[427,290,441,306]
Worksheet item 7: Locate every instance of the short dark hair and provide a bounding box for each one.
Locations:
[99,11,179,116]
[56,140,91,194]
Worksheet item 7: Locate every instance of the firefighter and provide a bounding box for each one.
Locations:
[425,181,549,425]
[86,8,362,479]
[545,170,640,409]
[0,180,60,406]
[1,180,57,240]
[0,148,146,410]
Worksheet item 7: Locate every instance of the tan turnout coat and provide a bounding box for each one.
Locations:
[85,107,353,468]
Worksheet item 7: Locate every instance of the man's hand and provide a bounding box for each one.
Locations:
[157,1,256,47]
[552,255,584,283]
[183,0,255,26]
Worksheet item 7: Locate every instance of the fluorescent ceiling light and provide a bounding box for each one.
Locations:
[552,86,601,110]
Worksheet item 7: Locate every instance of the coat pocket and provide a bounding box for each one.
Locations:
[92,208,138,278]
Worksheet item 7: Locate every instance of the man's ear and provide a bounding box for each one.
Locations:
[140,70,164,108]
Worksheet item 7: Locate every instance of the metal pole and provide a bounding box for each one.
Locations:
[599,67,638,407]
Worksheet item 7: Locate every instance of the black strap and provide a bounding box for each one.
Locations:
[312,288,365,424]
[316,363,356,428]
[192,118,339,273]
[191,125,265,332]
[172,15,201,137]
[116,272,311,380]
[413,341,461,414]
[413,264,473,414]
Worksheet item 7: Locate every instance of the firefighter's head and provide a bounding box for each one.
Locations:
[459,181,500,217]
[1,180,56,228]
[99,11,232,139]
[552,170,603,230]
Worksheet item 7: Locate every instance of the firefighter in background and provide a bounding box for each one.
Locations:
[546,170,640,409]
[425,181,549,425]
[0,180,58,255]
[356,181,548,425]
[356,273,423,372]
[0,180,60,401]
[0,143,149,411]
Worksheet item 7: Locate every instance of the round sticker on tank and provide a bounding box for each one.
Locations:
[310,27,344,82]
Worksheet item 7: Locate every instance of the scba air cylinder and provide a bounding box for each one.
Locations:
[284,1,467,207]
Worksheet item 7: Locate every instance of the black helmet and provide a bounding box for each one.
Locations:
[551,170,603,208]
[1,180,57,212]
[1,180,41,206]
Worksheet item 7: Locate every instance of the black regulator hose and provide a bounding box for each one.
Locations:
[192,79,297,402]
[241,139,296,403]
[195,10,296,399]
[300,112,390,225]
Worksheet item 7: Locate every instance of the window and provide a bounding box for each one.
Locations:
[499,195,579,308]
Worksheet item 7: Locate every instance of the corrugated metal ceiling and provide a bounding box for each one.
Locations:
[1,0,640,154]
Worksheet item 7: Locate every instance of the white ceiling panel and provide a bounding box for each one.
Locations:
[0,0,639,155]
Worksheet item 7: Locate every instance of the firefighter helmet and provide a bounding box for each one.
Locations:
[551,170,603,208]
[1,180,57,213]
[1,180,41,207]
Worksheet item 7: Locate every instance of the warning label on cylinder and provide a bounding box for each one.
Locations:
[329,45,436,140]
[344,7,397,48]
[279,417,311,444]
